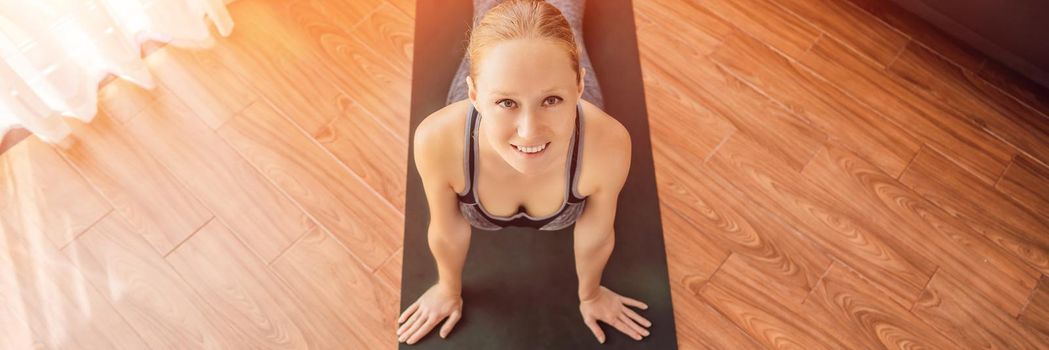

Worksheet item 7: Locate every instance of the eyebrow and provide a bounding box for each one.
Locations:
[492,87,564,97]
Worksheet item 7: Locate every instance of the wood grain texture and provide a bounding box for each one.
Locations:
[772,0,909,67]
[697,0,820,59]
[0,218,148,349]
[386,0,414,18]
[912,270,1049,349]
[700,253,852,350]
[691,60,827,172]
[96,78,157,124]
[639,38,826,171]
[351,2,414,77]
[712,31,921,178]
[997,155,1049,216]
[1020,275,1049,339]
[314,101,407,214]
[657,195,730,294]
[979,59,1049,119]
[374,246,403,294]
[634,0,733,56]
[705,132,936,307]
[125,89,314,263]
[670,281,764,350]
[165,219,353,349]
[62,213,231,349]
[643,75,734,165]
[217,101,401,270]
[282,0,413,132]
[0,290,35,349]
[889,42,1049,169]
[845,0,986,72]
[638,33,735,163]
[270,227,398,349]
[0,137,111,248]
[59,112,213,255]
[900,146,1049,276]
[218,0,410,138]
[804,142,1040,316]
[800,261,962,349]
[295,0,386,34]
[204,13,349,138]
[655,141,831,303]
[801,36,1014,185]
[147,47,258,129]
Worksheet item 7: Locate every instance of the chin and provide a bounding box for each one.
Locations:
[502,152,546,174]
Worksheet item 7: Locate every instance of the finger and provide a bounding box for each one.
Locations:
[407,314,441,345]
[620,313,649,338]
[620,295,648,310]
[397,309,421,335]
[439,310,462,339]
[607,316,642,341]
[399,300,420,324]
[397,310,420,336]
[401,313,429,343]
[623,306,652,328]
[584,316,606,344]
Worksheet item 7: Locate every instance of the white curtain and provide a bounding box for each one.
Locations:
[0,0,235,144]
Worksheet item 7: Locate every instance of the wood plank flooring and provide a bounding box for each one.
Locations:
[2,0,1048,348]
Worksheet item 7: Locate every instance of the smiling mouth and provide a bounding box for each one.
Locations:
[512,142,550,154]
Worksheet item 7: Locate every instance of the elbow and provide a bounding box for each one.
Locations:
[428,218,471,248]
[576,228,615,257]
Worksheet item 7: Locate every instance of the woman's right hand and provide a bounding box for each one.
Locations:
[397,283,464,344]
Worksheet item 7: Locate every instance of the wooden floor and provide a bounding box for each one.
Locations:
[2,0,1048,348]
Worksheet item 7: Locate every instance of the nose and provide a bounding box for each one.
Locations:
[516,110,540,140]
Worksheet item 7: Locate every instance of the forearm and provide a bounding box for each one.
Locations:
[574,230,614,301]
[428,223,471,294]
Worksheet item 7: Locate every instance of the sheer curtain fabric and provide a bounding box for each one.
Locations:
[0,0,234,143]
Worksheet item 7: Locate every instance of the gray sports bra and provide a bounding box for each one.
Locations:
[456,103,588,231]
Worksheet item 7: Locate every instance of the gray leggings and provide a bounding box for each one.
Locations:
[445,0,604,108]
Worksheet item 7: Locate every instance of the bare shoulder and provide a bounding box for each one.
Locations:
[413,99,472,193]
[577,100,632,198]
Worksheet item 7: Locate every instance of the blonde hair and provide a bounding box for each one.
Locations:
[467,0,581,83]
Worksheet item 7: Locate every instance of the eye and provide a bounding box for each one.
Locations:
[543,96,563,106]
[496,99,517,109]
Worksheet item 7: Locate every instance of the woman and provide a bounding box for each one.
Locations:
[400,0,650,345]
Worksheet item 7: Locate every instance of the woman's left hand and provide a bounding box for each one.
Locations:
[578,285,652,343]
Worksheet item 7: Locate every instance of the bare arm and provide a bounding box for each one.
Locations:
[427,206,471,294]
[574,193,617,300]
[573,118,631,301]
[413,109,472,294]
[573,118,650,343]
[398,112,471,344]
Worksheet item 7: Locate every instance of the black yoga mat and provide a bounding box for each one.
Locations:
[399,1,677,348]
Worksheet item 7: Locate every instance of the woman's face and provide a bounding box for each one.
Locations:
[468,38,584,176]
